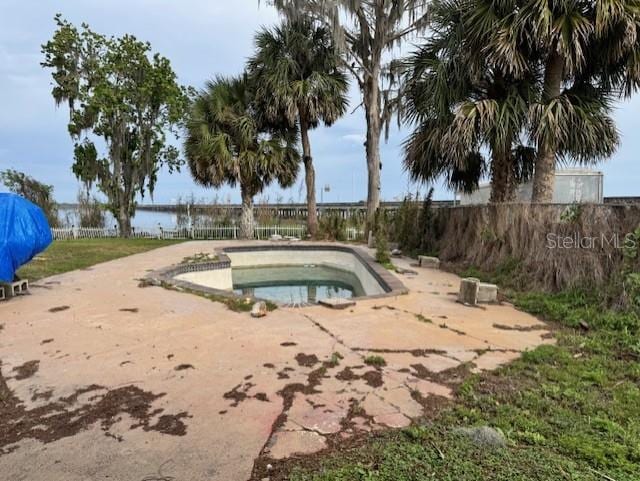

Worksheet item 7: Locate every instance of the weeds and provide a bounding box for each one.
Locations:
[364,355,387,367]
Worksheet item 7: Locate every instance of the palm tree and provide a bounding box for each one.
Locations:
[184,75,300,239]
[248,19,349,237]
[403,0,536,202]
[476,0,639,202]
[270,0,430,230]
[405,0,631,202]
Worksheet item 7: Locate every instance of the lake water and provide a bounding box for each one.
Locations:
[59,208,179,231]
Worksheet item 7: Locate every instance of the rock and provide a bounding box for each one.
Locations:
[391,248,402,257]
[418,256,440,269]
[454,426,506,449]
[477,282,498,303]
[269,234,283,241]
[458,278,480,306]
[251,301,268,318]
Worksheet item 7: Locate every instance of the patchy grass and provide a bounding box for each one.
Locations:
[277,290,640,481]
[414,313,432,324]
[327,352,344,367]
[363,355,387,367]
[17,239,183,281]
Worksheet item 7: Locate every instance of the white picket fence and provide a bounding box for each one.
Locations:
[51,225,309,241]
[346,227,365,241]
[51,224,366,242]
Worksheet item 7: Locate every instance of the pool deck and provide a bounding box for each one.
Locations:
[0,241,554,481]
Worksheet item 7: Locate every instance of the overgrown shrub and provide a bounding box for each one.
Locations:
[319,212,347,241]
[392,188,436,255]
[0,169,60,227]
[375,208,391,265]
[77,189,105,228]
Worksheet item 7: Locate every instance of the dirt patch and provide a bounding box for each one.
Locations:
[439,323,467,336]
[280,342,297,347]
[223,382,256,407]
[277,367,295,379]
[335,367,359,382]
[174,364,195,371]
[335,367,383,388]
[146,412,191,436]
[295,353,320,368]
[40,338,54,345]
[410,362,473,387]
[0,361,189,454]
[119,308,139,313]
[48,306,70,313]
[409,390,452,415]
[361,370,384,388]
[30,389,54,402]
[263,363,275,369]
[353,347,450,358]
[372,305,397,311]
[12,360,39,380]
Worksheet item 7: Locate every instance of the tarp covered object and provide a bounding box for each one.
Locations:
[0,193,53,282]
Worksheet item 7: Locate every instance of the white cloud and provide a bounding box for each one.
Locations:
[341,133,366,145]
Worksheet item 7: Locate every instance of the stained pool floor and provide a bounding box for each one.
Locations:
[0,241,554,481]
[232,264,365,305]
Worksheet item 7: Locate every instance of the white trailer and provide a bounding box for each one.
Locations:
[458,169,604,205]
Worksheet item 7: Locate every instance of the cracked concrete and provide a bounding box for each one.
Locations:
[0,241,554,481]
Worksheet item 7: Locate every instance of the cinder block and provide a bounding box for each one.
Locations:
[478,282,498,303]
[458,277,480,305]
[2,280,29,297]
[418,256,440,269]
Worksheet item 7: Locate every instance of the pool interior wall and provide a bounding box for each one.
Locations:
[173,247,388,301]
[225,249,386,296]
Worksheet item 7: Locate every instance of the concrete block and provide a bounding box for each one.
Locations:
[251,301,268,318]
[2,280,29,297]
[418,256,440,269]
[458,278,479,305]
[319,297,356,309]
[478,283,498,303]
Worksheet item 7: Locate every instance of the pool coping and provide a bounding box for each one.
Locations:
[142,243,408,306]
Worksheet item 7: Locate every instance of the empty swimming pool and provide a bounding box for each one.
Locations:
[232,264,365,305]
[158,244,407,307]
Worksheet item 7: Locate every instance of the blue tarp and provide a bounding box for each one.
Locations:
[0,193,53,282]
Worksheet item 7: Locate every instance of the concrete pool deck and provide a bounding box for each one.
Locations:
[0,241,554,481]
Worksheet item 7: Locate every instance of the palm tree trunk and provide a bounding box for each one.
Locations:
[300,118,318,238]
[239,185,254,240]
[532,52,564,203]
[490,152,511,203]
[364,72,382,232]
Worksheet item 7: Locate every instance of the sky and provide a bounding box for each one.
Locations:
[0,0,639,205]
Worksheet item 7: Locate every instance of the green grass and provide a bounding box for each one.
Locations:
[17,238,183,281]
[284,290,640,481]
[364,355,387,367]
